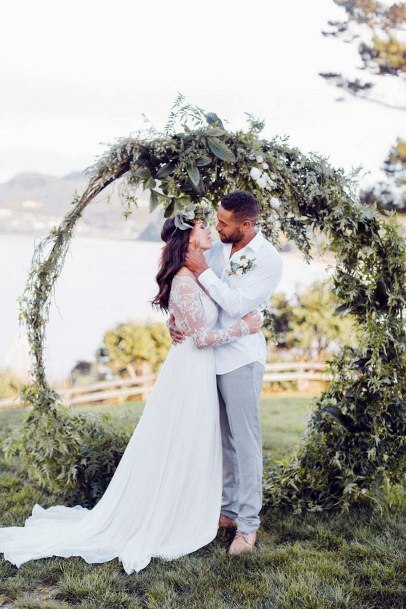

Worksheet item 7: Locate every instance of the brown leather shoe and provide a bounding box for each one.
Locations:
[228,531,257,555]
[218,514,237,530]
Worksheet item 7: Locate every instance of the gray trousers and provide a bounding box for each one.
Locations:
[216,361,264,534]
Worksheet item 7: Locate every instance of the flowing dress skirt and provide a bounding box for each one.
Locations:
[0,337,222,574]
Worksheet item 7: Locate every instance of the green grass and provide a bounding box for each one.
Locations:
[0,395,404,609]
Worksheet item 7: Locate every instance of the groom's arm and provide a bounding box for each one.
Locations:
[166,314,185,344]
[197,254,283,318]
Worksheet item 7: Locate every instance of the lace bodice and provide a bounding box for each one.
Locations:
[169,276,249,349]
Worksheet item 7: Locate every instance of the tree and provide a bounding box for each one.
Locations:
[360,137,406,213]
[320,0,406,110]
[103,322,172,376]
[288,281,357,359]
[268,281,357,359]
[265,292,293,351]
[320,2,405,214]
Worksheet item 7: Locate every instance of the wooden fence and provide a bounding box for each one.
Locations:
[263,361,332,389]
[0,374,156,409]
[0,362,331,409]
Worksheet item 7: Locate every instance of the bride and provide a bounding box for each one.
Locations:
[0,209,262,574]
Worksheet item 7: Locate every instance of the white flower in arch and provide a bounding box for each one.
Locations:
[250,167,262,180]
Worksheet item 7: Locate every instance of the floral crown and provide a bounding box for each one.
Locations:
[173,202,213,231]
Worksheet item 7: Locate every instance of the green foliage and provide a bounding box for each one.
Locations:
[385,137,406,186]
[361,138,406,213]
[3,386,130,508]
[291,282,355,356]
[372,33,406,73]
[103,322,172,375]
[263,216,406,512]
[264,335,406,512]
[267,280,356,357]
[10,98,406,513]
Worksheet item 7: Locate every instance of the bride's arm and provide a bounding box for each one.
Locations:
[173,278,251,349]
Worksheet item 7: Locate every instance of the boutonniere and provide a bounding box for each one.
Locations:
[226,254,256,277]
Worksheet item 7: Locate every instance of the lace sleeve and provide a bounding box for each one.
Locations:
[172,277,250,349]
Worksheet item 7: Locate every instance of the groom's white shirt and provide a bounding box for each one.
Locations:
[200,230,283,375]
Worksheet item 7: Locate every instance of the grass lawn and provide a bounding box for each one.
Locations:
[0,394,404,609]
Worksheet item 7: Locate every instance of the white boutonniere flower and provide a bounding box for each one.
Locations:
[226,255,256,276]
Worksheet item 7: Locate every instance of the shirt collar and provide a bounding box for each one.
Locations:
[222,229,264,263]
[244,229,264,253]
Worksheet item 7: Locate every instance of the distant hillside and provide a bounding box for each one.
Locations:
[0,171,165,240]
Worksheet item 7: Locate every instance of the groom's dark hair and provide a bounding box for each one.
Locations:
[220,190,259,224]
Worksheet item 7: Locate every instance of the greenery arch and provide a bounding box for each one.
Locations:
[7,96,405,512]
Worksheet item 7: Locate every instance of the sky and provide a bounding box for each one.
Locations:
[1,0,404,187]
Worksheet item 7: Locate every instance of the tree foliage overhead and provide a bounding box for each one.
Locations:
[320,0,406,108]
[5,96,405,513]
[326,0,406,74]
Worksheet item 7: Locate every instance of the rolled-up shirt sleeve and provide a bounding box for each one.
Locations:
[198,253,283,318]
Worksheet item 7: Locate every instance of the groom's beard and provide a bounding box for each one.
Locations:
[218,231,244,244]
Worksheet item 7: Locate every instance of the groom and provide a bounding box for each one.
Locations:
[169,190,283,555]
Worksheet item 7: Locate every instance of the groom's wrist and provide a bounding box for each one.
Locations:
[195,263,209,277]
[198,267,217,287]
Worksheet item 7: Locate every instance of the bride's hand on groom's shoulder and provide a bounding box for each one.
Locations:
[168,313,185,345]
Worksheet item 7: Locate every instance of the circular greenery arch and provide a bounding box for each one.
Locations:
[7,96,405,512]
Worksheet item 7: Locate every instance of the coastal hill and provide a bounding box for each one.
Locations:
[0,171,164,241]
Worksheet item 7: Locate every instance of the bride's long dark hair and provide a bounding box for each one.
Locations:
[151,217,193,312]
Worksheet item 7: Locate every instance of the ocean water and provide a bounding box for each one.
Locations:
[1,233,332,382]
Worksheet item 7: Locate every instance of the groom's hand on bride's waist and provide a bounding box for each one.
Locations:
[168,313,185,345]
[185,249,208,276]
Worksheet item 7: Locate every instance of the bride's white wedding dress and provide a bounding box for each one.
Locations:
[0,276,249,574]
